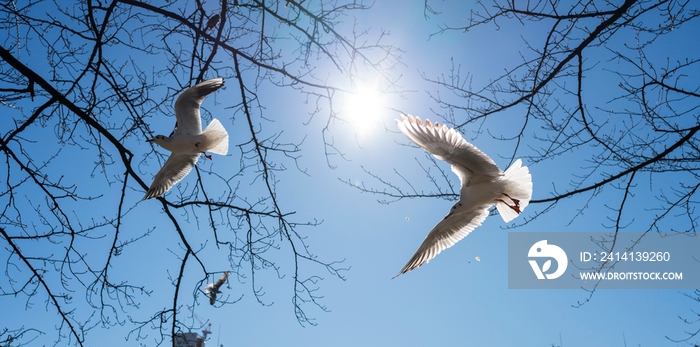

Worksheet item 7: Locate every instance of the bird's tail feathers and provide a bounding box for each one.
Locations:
[495,159,533,223]
[202,118,229,155]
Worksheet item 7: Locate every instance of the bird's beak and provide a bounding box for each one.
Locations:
[146,138,154,143]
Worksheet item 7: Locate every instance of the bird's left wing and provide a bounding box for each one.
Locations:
[396,114,501,186]
[143,153,199,199]
[174,78,224,135]
[395,205,491,277]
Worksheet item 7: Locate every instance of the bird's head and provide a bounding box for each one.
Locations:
[444,201,465,220]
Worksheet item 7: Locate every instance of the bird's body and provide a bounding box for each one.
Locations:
[144,78,229,200]
[394,114,532,277]
[150,120,228,155]
[205,271,230,305]
[204,14,220,31]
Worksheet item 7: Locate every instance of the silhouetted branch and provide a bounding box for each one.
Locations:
[0,0,399,345]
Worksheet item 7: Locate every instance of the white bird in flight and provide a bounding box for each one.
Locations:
[144,78,229,200]
[394,114,532,277]
[205,271,230,305]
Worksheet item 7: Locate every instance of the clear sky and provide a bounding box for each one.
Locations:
[2,1,699,347]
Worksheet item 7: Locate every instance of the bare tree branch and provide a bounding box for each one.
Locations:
[0,0,399,345]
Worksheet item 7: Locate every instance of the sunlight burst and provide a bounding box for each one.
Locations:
[343,85,384,134]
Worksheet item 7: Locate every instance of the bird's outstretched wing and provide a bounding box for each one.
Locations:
[143,153,199,199]
[396,114,501,186]
[174,78,225,135]
[395,206,490,277]
[212,271,230,291]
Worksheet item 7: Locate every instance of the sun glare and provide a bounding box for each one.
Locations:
[344,85,384,134]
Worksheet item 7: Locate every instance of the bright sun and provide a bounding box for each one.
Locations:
[343,85,384,133]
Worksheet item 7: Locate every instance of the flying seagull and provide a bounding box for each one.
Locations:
[205,271,230,305]
[394,114,532,277]
[144,78,229,200]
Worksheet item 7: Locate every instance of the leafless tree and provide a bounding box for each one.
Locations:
[0,0,399,346]
[353,0,700,341]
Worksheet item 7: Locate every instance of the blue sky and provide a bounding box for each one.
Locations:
[2,1,700,346]
[164,2,699,346]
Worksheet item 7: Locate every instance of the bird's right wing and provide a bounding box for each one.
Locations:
[396,114,501,186]
[174,78,224,135]
[394,205,490,277]
[212,271,230,291]
[143,153,199,199]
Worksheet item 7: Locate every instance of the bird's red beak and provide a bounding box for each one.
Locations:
[146,138,154,143]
